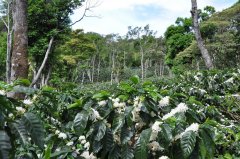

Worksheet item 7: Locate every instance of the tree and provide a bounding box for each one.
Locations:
[191,0,214,69]
[9,0,28,98]
[127,25,156,80]
[0,0,13,83]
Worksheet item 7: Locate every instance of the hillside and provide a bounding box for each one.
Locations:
[174,2,240,71]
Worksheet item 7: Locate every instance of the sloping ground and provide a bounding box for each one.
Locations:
[175,2,240,70]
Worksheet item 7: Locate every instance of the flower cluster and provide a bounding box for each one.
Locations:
[158,96,170,107]
[16,107,26,114]
[80,151,96,159]
[150,121,162,141]
[78,135,90,150]
[57,132,67,139]
[66,141,74,146]
[0,90,6,95]
[98,100,107,106]
[111,98,126,114]
[159,156,170,159]
[23,99,33,105]
[132,96,142,122]
[224,77,234,84]
[174,123,199,140]
[90,108,102,121]
[148,141,161,151]
[162,103,188,120]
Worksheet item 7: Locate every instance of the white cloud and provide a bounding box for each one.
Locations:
[71,0,238,36]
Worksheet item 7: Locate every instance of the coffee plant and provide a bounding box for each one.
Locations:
[0,69,240,159]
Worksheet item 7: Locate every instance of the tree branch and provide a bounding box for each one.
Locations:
[69,0,101,27]
[0,17,8,30]
[30,37,54,87]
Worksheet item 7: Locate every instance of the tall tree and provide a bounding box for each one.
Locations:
[191,0,213,69]
[9,0,28,98]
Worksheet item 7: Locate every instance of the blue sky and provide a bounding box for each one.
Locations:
[71,0,238,36]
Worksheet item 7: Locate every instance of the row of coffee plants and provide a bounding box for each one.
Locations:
[0,69,240,159]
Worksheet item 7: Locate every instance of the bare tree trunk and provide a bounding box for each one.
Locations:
[9,0,28,99]
[30,37,54,87]
[97,57,101,82]
[191,0,214,69]
[5,1,13,84]
[43,65,52,86]
[140,46,144,80]
[111,50,115,85]
[81,71,85,84]
[91,55,96,83]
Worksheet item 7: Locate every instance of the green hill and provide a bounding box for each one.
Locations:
[174,2,240,71]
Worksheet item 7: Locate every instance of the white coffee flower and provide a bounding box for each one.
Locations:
[162,103,188,120]
[90,108,102,121]
[159,96,170,107]
[0,90,6,95]
[81,139,87,144]
[80,151,97,159]
[66,141,74,146]
[78,135,85,141]
[150,121,162,141]
[16,107,26,114]
[37,154,41,158]
[193,75,200,81]
[175,123,200,140]
[184,123,199,133]
[23,99,33,105]
[159,156,170,159]
[176,103,188,112]
[112,98,120,103]
[8,113,14,118]
[148,141,160,151]
[56,148,60,152]
[118,102,126,108]
[199,89,207,95]
[224,77,234,83]
[98,100,107,106]
[55,130,60,135]
[58,132,67,139]
[84,142,90,149]
[152,121,162,132]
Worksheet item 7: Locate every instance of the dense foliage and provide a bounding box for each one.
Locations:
[1,69,240,158]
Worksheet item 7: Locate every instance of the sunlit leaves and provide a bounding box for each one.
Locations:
[73,110,89,135]
[180,131,196,158]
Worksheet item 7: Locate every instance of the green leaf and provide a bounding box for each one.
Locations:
[73,111,89,135]
[10,120,29,146]
[120,124,133,144]
[67,99,83,109]
[44,143,53,159]
[180,131,196,159]
[95,121,106,141]
[0,131,11,159]
[223,153,232,159]
[108,145,121,159]
[130,75,140,84]
[50,149,72,158]
[13,79,31,86]
[22,113,45,149]
[112,115,125,134]
[199,129,215,159]
[102,128,114,157]
[122,144,134,159]
[92,140,103,153]
[92,91,110,99]
[134,128,152,159]
[160,124,173,147]
[199,137,207,159]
